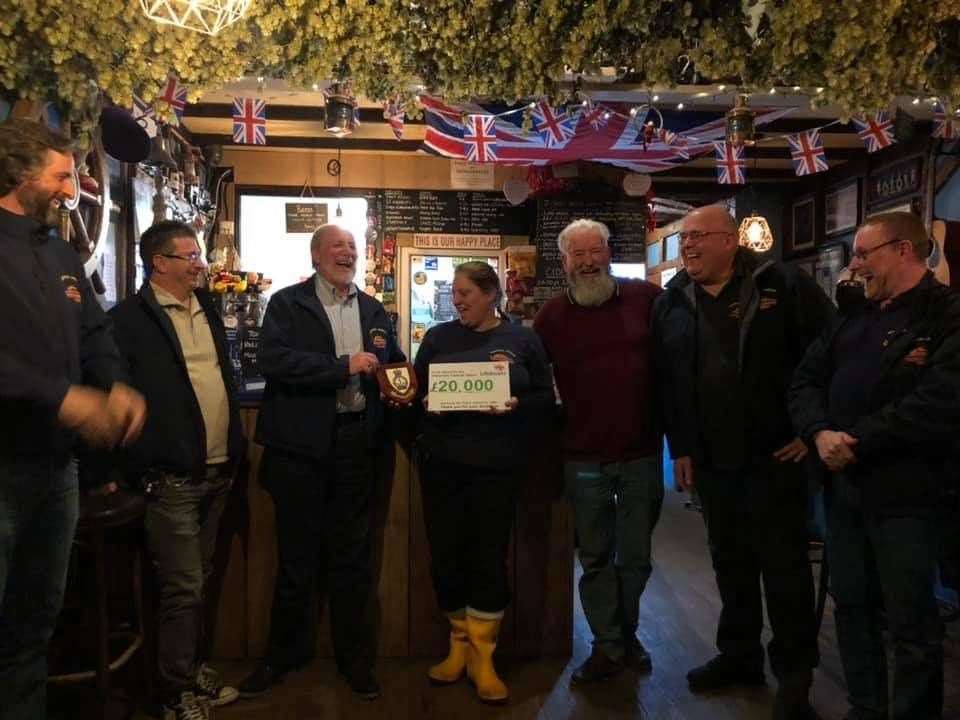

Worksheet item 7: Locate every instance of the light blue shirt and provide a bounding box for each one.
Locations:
[315,274,366,413]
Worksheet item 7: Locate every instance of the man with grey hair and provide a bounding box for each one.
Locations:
[654,204,833,719]
[241,224,405,701]
[0,119,145,717]
[534,218,664,684]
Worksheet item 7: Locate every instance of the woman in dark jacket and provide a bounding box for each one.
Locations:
[414,261,554,704]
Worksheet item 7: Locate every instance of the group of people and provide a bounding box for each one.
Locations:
[0,117,957,720]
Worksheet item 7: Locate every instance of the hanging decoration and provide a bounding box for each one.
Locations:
[531,100,578,149]
[738,213,774,252]
[323,84,357,136]
[850,112,896,153]
[232,97,267,145]
[933,105,957,141]
[383,96,404,140]
[158,74,188,124]
[462,115,498,163]
[714,142,746,185]
[725,94,756,147]
[787,129,828,176]
[132,95,159,138]
[139,0,252,36]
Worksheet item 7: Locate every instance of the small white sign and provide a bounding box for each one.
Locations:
[413,234,501,250]
[450,159,495,190]
[428,361,510,412]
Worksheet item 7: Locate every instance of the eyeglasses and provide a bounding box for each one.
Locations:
[678,230,734,244]
[851,237,905,262]
[158,252,203,263]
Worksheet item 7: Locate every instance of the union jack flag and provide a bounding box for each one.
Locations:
[851,112,895,153]
[532,100,578,148]
[159,74,188,122]
[933,105,957,140]
[714,142,746,185]
[232,97,267,145]
[463,114,497,162]
[132,95,159,138]
[787,129,828,176]
[580,104,609,132]
[383,98,404,140]
[420,95,792,175]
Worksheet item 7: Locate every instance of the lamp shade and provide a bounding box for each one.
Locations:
[324,94,356,136]
[738,213,773,252]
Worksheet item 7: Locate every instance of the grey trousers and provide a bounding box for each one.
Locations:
[144,471,230,699]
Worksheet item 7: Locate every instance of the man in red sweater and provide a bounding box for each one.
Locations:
[533,218,663,684]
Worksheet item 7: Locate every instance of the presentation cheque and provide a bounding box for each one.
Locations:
[427,361,511,412]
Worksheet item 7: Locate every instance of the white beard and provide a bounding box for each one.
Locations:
[568,268,616,306]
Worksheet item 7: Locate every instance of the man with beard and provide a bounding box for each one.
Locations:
[533,218,664,684]
[653,204,833,720]
[240,224,405,701]
[0,119,145,717]
[791,212,959,720]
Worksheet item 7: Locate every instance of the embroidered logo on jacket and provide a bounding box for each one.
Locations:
[61,274,81,304]
[369,328,388,349]
[489,349,517,364]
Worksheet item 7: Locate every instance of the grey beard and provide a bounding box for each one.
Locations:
[568,270,616,306]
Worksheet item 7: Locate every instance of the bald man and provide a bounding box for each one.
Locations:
[653,205,834,719]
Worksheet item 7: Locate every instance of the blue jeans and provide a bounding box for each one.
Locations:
[0,458,78,720]
[565,454,663,662]
[827,478,944,720]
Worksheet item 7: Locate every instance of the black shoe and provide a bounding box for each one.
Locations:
[773,671,814,720]
[570,647,624,685]
[686,655,765,692]
[238,663,285,698]
[623,637,652,672]
[341,667,381,701]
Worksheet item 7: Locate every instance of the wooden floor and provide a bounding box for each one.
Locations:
[52,486,960,720]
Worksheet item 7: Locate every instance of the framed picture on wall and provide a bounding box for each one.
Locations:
[815,242,848,302]
[646,240,662,267]
[792,195,815,252]
[825,182,859,236]
[664,232,680,262]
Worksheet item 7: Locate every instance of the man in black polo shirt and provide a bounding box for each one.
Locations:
[791,212,960,720]
[654,205,833,720]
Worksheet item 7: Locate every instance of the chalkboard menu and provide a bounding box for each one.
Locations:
[285,203,329,233]
[532,196,648,300]
[382,190,529,236]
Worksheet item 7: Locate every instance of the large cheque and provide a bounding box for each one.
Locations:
[427,361,511,412]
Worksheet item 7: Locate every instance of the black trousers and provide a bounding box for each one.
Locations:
[420,455,519,615]
[262,419,375,674]
[698,458,819,679]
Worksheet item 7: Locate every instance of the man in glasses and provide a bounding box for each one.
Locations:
[0,119,145,719]
[107,220,245,719]
[791,211,960,720]
[653,204,833,719]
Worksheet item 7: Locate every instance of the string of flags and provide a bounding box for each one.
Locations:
[123,76,955,171]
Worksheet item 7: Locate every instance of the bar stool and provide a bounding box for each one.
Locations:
[49,488,148,715]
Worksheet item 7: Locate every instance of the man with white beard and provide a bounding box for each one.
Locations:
[533,218,664,685]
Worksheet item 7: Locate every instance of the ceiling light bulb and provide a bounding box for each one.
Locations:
[717,85,726,92]
[677,102,684,110]
[652,94,659,102]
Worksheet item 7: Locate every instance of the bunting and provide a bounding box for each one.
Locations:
[159,73,188,122]
[933,105,957,141]
[714,142,746,185]
[787,129,828,176]
[851,112,895,153]
[232,97,267,145]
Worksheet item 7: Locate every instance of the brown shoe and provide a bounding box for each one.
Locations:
[570,647,624,685]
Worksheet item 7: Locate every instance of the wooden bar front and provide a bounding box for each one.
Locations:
[207,409,573,660]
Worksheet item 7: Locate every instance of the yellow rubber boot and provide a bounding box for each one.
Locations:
[428,615,469,684]
[465,614,508,703]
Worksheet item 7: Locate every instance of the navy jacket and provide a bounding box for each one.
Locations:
[255,276,405,458]
[0,210,122,460]
[107,284,245,478]
[653,248,834,463]
[790,274,960,514]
